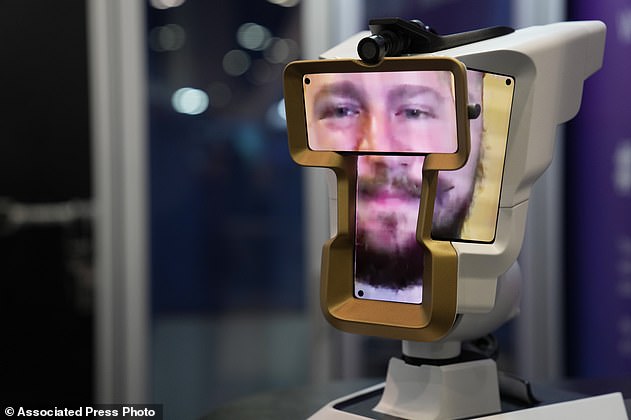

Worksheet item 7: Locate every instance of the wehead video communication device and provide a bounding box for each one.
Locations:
[284,18,615,420]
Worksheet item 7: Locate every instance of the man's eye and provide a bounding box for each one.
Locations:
[395,107,435,120]
[320,104,360,119]
[334,106,358,118]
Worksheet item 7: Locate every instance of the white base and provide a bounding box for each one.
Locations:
[307,358,629,420]
[374,357,500,419]
[308,389,628,420]
[309,357,500,420]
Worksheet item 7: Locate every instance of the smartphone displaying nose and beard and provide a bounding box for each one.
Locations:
[303,69,514,304]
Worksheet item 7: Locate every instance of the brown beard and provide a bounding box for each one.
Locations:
[355,231,424,289]
[354,154,475,291]
[430,196,470,239]
[354,192,470,291]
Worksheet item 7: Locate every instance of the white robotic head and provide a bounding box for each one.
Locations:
[284,20,605,350]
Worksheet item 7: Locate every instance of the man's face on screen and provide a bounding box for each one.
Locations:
[355,72,482,290]
[305,70,483,290]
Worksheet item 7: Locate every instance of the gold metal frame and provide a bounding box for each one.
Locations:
[284,57,471,341]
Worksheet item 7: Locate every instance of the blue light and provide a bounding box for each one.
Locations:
[171,88,209,115]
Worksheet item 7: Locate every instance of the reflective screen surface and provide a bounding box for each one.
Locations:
[304,70,458,154]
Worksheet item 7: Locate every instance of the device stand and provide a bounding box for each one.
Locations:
[307,346,629,420]
[308,341,501,420]
[374,357,500,419]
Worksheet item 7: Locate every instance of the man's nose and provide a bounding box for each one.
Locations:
[360,154,424,181]
[358,114,391,151]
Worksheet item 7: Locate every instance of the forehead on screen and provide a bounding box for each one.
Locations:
[305,70,454,97]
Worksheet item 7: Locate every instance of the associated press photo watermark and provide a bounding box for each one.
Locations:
[3,405,162,419]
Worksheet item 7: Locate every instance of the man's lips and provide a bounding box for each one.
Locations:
[359,185,455,212]
[358,178,456,208]
[360,189,417,205]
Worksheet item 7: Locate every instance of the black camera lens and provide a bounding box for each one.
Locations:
[357,34,387,64]
[358,30,408,64]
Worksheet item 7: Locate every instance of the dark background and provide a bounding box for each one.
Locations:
[0,0,92,402]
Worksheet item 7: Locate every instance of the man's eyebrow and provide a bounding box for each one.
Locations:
[313,80,365,104]
[387,84,446,103]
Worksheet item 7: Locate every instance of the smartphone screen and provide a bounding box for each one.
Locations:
[303,69,514,304]
[303,70,458,154]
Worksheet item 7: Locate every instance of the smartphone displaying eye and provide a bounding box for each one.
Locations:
[302,69,514,304]
[303,70,458,154]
